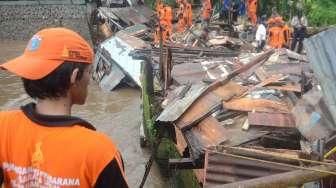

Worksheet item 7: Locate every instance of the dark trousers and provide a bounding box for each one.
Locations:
[256,40,265,52]
[291,38,304,53]
[291,27,306,54]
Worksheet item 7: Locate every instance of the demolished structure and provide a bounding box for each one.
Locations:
[91,1,336,186]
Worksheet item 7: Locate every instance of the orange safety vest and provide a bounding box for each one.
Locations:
[0,107,126,188]
[268,26,285,48]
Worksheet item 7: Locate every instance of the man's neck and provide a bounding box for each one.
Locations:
[35,97,72,116]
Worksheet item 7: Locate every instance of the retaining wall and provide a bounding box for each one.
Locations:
[0,4,92,41]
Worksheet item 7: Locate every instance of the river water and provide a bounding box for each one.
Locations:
[0,40,167,188]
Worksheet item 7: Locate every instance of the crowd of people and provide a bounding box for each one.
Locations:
[154,0,308,54]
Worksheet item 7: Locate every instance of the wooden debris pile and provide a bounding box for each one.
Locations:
[150,46,335,187]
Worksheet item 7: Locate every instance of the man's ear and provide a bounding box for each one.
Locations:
[70,68,79,85]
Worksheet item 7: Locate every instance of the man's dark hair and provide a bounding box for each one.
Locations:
[22,61,88,100]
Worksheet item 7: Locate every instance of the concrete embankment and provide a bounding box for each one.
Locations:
[0,4,92,41]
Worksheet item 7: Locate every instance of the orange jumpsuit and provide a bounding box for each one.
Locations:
[177,2,186,32]
[163,6,173,37]
[185,2,193,27]
[202,0,212,21]
[268,26,285,48]
[248,0,257,26]
[154,5,173,44]
[154,21,170,44]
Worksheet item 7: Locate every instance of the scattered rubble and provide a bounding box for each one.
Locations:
[91,3,336,186]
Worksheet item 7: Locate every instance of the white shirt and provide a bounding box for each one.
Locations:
[255,24,266,41]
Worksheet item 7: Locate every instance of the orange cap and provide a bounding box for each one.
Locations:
[0,27,93,80]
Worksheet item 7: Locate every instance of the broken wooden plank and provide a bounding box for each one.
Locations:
[223,98,291,113]
[263,63,311,76]
[224,147,302,165]
[183,116,227,161]
[248,112,296,128]
[266,83,301,92]
[175,126,188,156]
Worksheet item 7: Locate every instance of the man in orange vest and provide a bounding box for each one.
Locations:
[0,28,128,188]
[201,0,212,27]
[268,21,285,48]
[154,4,173,44]
[247,0,257,26]
[163,5,173,36]
[185,0,193,27]
[177,0,186,32]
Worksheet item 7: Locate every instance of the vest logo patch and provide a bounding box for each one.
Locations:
[32,142,44,168]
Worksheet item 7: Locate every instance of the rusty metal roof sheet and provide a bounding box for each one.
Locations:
[203,150,296,187]
[248,112,295,128]
[304,28,336,128]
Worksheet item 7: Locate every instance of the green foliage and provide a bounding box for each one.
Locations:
[305,0,336,26]
[257,0,336,26]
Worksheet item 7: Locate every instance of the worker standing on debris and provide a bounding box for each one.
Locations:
[177,0,186,32]
[255,15,266,52]
[154,3,173,44]
[177,0,192,32]
[238,0,246,16]
[0,28,128,188]
[201,0,212,27]
[185,0,193,27]
[291,10,307,54]
[247,0,257,26]
[221,0,231,22]
[268,18,285,49]
[231,0,240,23]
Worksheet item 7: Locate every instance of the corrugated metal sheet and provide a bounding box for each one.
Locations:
[203,150,296,187]
[304,28,336,128]
[172,62,231,85]
[96,33,149,89]
[93,49,126,91]
[156,83,207,122]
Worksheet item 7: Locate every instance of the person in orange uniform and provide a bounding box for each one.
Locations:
[156,0,163,13]
[154,4,173,44]
[201,0,212,26]
[268,19,285,48]
[247,0,257,26]
[185,0,193,27]
[177,0,186,32]
[163,5,173,35]
[0,28,128,188]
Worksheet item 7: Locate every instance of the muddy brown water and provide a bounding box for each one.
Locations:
[0,40,167,188]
